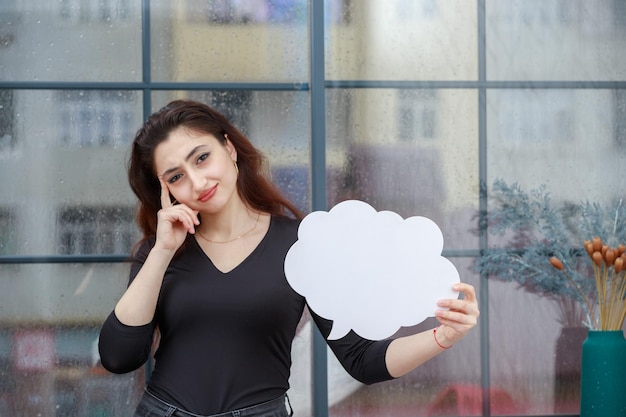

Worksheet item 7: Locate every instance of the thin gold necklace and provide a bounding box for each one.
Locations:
[197,212,261,244]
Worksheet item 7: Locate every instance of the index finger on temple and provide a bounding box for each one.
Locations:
[159,177,172,208]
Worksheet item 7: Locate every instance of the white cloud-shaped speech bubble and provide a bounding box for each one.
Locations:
[284,200,460,341]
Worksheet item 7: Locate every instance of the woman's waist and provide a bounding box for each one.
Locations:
[146,372,289,415]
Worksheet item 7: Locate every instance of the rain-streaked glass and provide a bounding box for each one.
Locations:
[0,1,142,82]
[1,263,129,325]
[150,0,309,82]
[0,90,143,256]
[326,0,478,81]
[486,88,626,415]
[486,1,626,81]
[152,90,312,213]
[0,263,142,415]
[326,88,480,251]
[487,89,625,204]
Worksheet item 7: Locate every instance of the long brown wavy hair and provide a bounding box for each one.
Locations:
[128,99,303,241]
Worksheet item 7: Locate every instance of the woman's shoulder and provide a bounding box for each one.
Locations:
[272,214,301,227]
[269,215,302,243]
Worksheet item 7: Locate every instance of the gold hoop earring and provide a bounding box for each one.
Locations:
[234,160,239,176]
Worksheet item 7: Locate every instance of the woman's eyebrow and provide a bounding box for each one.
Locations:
[159,145,207,178]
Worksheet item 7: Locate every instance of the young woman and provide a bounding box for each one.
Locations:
[98,99,479,417]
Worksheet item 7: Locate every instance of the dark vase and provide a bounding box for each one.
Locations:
[579,330,626,416]
[554,327,586,413]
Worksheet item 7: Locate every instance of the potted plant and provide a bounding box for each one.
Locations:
[549,238,626,417]
[476,180,626,415]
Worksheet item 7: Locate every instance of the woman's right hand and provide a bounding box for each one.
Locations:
[154,177,200,253]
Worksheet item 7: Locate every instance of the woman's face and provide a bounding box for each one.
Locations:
[153,127,239,213]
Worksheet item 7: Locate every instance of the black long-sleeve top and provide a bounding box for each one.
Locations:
[98,216,393,415]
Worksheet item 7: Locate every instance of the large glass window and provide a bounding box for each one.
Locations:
[0,1,624,416]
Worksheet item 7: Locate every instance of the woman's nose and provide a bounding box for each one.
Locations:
[188,170,206,191]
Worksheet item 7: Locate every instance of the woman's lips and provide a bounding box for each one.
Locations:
[198,185,217,202]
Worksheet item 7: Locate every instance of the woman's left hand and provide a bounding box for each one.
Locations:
[434,283,480,347]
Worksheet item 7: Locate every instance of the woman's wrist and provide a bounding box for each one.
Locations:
[150,244,178,260]
[433,325,452,349]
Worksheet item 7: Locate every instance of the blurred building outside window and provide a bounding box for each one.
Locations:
[496,90,575,144]
[57,206,135,255]
[58,91,135,148]
[58,0,134,24]
[0,90,14,150]
[183,0,348,25]
[397,89,438,141]
[0,208,15,256]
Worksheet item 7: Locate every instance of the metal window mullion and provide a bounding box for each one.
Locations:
[3,80,624,91]
[310,1,328,417]
[324,80,626,89]
[140,0,154,380]
[477,1,491,416]
[141,0,152,118]
[0,81,310,90]
[0,255,128,264]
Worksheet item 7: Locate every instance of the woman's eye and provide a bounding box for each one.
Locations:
[167,173,183,184]
[197,152,210,163]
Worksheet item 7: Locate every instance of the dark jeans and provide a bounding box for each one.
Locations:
[133,389,293,417]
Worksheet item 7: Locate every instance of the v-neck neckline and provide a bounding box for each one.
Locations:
[192,215,273,275]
